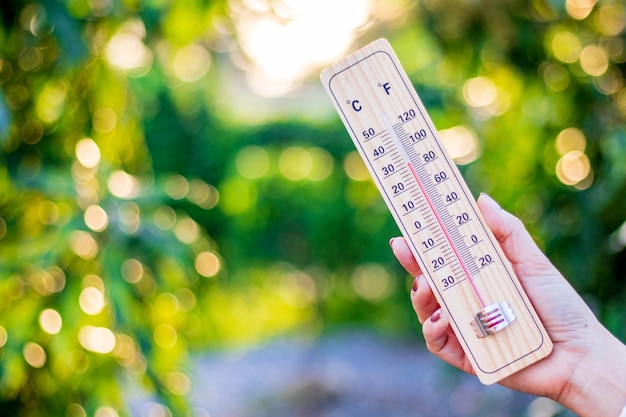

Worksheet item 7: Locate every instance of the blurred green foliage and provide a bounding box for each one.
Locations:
[0,0,625,415]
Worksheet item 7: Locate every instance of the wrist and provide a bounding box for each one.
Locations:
[558,327,626,417]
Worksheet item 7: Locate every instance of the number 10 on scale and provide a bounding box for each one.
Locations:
[321,39,552,385]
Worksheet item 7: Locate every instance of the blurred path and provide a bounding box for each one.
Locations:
[180,331,574,417]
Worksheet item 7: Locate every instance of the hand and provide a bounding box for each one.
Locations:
[390,193,626,417]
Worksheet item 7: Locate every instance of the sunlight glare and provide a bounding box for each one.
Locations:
[236,145,270,179]
[579,45,609,77]
[278,146,312,180]
[155,293,179,318]
[165,175,189,200]
[154,324,177,348]
[153,206,177,230]
[69,231,99,259]
[594,67,623,95]
[195,251,221,277]
[75,138,101,168]
[0,326,7,348]
[93,107,117,134]
[595,5,626,36]
[463,77,497,108]
[173,44,211,82]
[79,287,106,315]
[556,150,592,187]
[308,147,333,181]
[23,342,46,368]
[79,326,116,354]
[108,170,140,199]
[439,125,480,165]
[84,205,109,232]
[278,270,316,307]
[555,127,586,155]
[95,408,119,417]
[565,0,597,20]
[121,258,144,283]
[173,216,200,244]
[162,371,192,396]
[351,263,395,301]
[144,403,172,417]
[232,0,371,96]
[39,308,63,335]
[343,151,370,181]
[36,80,67,123]
[551,31,582,64]
[118,202,141,234]
[105,19,153,75]
[188,180,219,209]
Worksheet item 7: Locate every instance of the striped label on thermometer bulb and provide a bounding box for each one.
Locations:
[321,39,552,385]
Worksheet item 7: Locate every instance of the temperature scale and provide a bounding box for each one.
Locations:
[321,39,552,384]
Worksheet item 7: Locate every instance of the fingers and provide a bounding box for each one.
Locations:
[422,308,447,350]
[390,236,473,374]
[421,308,476,375]
[389,237,422,277]
[389,238,439,323]
[410,274,440,324]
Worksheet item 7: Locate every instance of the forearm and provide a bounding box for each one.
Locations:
[558,326,626,417]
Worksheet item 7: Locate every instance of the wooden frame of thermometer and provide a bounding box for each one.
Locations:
[321,39,552,385]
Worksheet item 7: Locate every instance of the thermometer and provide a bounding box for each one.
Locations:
[321,38,552,385]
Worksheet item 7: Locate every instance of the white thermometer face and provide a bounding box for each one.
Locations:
[321,38,552,385]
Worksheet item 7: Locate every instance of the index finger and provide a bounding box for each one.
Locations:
[390,237,423,277]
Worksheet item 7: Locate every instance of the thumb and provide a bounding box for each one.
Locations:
[476,193,559,277]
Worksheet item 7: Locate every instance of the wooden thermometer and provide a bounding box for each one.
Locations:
[321,38,552,384]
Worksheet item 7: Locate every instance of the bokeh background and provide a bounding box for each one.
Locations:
[0,0,625,416]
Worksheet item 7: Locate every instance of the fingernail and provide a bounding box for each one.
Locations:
[411,276,418,292]
[430,308,442,323]
[389,237,396,248]
[480,193,502,210]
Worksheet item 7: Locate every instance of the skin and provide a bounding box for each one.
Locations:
[390,193,626,417]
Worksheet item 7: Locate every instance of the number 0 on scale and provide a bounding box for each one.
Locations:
[321,39,552,385]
